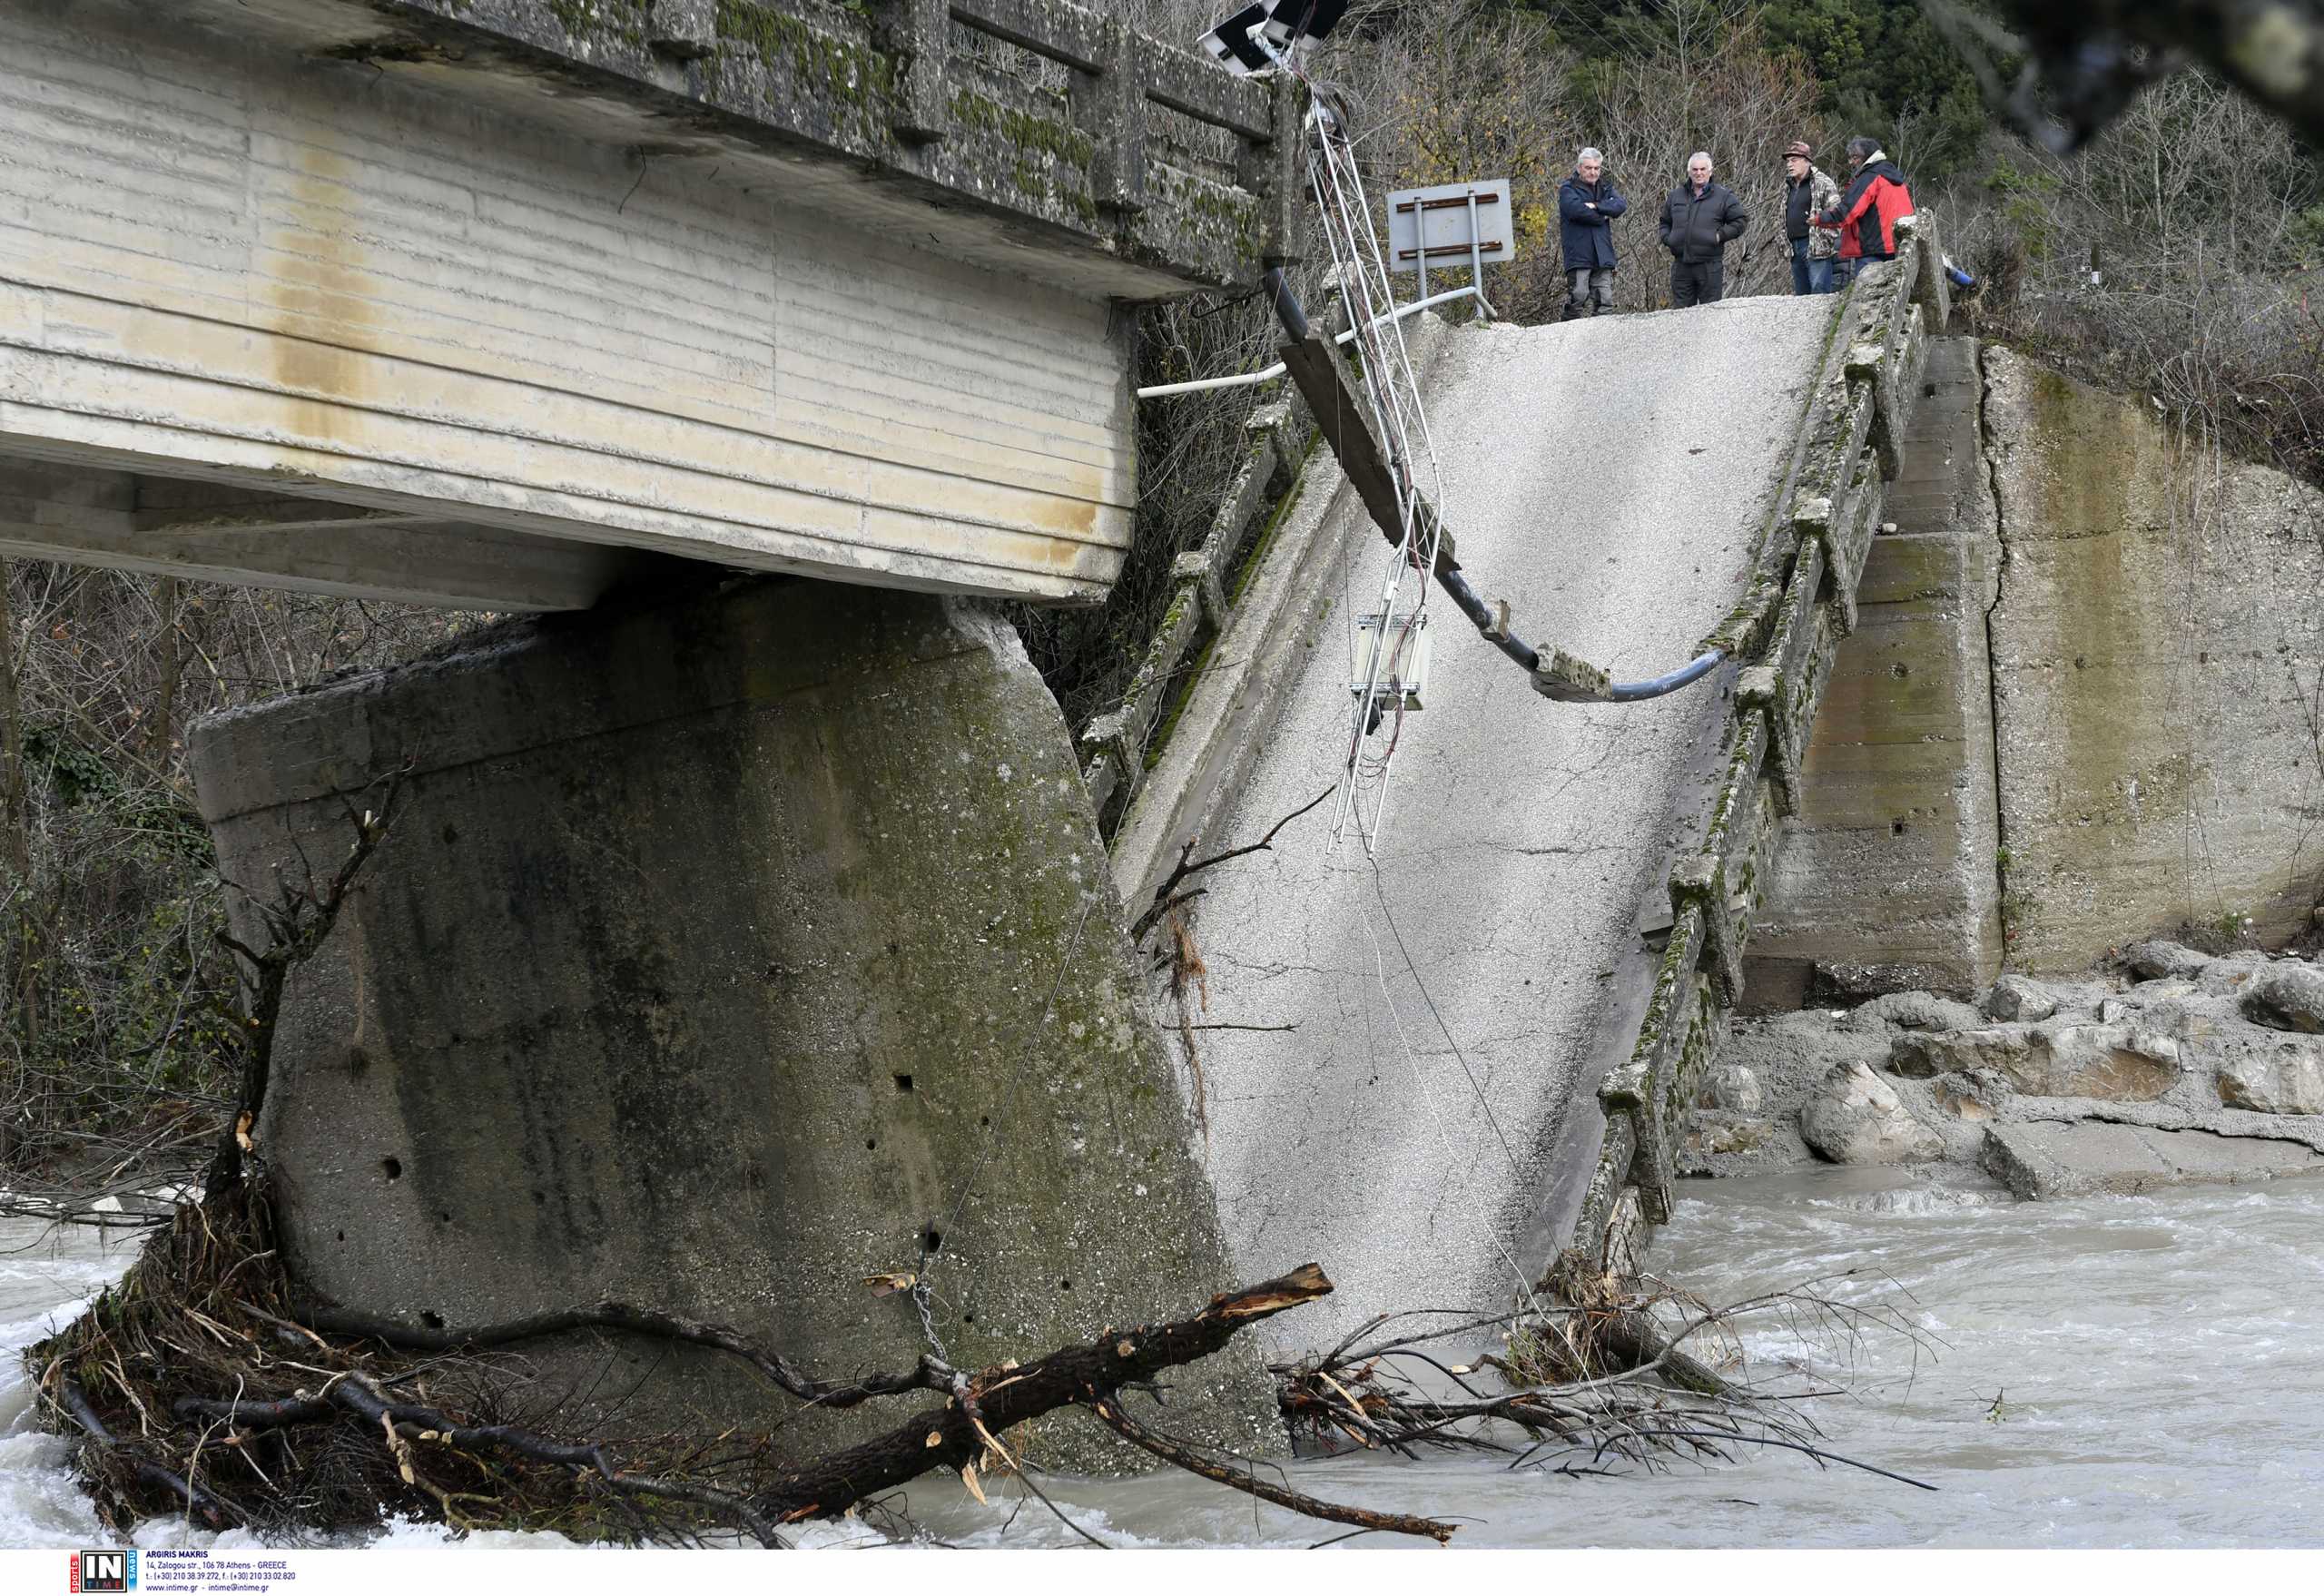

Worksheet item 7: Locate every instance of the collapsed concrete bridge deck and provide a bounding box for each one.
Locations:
[1188,296,1840,1338]
[1137,245,1954,1342]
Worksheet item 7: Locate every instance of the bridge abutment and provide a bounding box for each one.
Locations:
[188,576,1279,1466]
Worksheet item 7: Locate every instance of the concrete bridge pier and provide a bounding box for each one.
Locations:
[187,576,1280,1466]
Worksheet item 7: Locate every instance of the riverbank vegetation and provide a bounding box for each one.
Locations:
[0,567,468,1199]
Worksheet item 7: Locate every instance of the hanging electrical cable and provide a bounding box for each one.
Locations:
[1244,21,1449,855]
[1233,5,1728,722]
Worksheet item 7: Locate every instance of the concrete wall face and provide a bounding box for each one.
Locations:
[188,578,1276,1466]
[1750,338,2005,1001]
[1984,346,2324,969]
[0,5,1133,606]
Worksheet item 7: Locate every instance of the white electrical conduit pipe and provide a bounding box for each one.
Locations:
[1132,283,1494,399]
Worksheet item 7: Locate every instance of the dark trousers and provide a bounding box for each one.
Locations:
[1670,257,1724,307]
[1789,237,1836,295]
[1833,251,1894,290]
[1565,266,1614,317]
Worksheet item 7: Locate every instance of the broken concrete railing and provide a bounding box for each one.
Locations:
[1577,218,1950,1257]
[1078,398,1316,830]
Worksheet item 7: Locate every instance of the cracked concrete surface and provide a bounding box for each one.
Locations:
[1181,294,1842,1348]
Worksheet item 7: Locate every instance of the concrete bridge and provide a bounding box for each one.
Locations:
[0,0,1292,607]
[20,0,2311,1472]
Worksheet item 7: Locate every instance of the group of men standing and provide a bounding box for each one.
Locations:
[1555,137,1914,319]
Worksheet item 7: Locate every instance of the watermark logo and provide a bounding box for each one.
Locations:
[69,1550,138,1593]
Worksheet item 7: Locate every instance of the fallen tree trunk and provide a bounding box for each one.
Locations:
[755,1264,1336,1522]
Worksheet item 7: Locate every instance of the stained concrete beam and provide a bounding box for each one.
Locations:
[0,459,675,610]
[155,0,1282,294]
[2,4,1147,607]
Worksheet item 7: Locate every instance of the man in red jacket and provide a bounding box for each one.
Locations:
[1820,136,1914,286]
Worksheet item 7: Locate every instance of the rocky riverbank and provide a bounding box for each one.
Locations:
[1689,941,2324,1198]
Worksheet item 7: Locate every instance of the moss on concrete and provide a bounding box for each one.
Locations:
[189,579,1284,1472]
[545,0,648,46]
[714,0,900,143]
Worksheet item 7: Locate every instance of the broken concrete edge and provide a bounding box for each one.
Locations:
[1098,311,1467,909]
[1979,1119,2323,1199]
[1571,226,1945,1256]
[359,0,1292,291]
[1079,393,1318,830]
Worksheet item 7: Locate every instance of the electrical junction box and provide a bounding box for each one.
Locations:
[1350,611,1433,711]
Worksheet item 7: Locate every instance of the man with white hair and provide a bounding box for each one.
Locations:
[1557,146,1628,320]
[1657,151,1748,308]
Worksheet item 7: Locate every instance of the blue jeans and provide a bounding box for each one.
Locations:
[1833,252,1893,291]
[1790,237,1835,295]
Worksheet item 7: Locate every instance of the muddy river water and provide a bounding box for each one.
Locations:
[7,1167,2320,1550]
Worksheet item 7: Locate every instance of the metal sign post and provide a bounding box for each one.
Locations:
[1384,179,1512,320]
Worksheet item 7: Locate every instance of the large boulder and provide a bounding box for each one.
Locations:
[2241,963,2324,1034]
[2122,941,2214,982]
[2216,1039,2324,1115]
[1798,1062,1946,1165]
[1840,991,1986,1035]
[1889,1020,2180,1099]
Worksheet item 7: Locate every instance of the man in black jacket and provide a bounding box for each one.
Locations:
[1658,152,1749,308]
[1557,146,1627,320]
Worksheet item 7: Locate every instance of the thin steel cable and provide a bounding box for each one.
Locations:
[1355,880,1552,1325]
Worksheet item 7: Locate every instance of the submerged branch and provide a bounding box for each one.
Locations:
[1088,1393,1456,1544]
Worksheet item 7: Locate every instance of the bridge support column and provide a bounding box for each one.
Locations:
[188,576,1279,1467]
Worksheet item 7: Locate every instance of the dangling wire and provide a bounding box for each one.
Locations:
[1248,13,1728,853]
[1260,31,1448,856]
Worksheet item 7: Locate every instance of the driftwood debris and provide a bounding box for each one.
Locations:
[1089,1393,1454,1543]
[26,769,1937,1550]
[31,1195,1464,1547]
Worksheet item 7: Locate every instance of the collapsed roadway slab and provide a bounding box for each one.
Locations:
[1174,239,1948,1345]
[1187,292,1843,1345]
